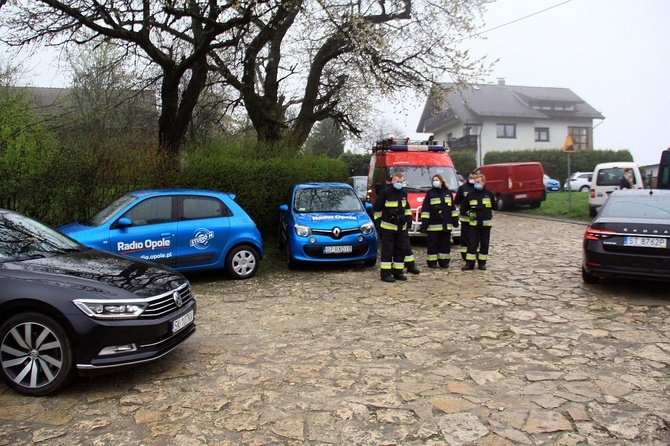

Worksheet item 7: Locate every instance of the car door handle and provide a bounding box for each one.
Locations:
[160,232,172,237]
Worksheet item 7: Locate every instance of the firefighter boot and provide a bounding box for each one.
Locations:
[406,262,421,275]
[393,272,408,281]
[426,260,438,269]
[439,259,450,268]
[461,261,475,271]
[381,272,396,283]
[478,260,487,270]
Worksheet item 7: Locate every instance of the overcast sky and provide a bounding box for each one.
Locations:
[388,0,670,166]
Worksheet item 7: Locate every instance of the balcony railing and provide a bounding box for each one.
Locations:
[447,135,478,151]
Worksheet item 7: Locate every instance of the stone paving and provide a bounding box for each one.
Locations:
[1,213,669,445]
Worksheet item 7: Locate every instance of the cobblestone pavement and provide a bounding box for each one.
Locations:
[1,213,669,445]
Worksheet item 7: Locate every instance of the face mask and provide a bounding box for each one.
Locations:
[474,184,483,190]
[468,179,475,184]
[432,180,441,188]
[626,173,633,178]
[393,182,403,190]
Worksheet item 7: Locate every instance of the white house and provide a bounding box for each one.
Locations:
[416,79,604,165]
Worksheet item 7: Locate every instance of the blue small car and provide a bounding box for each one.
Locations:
[544,174,561,192]
[278,183,378,269]
[60,189,263,279]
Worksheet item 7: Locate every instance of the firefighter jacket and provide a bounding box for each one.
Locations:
[373,185,411,232]
[420,187,459,232]
[455,182,476,223]
[460,187,496,227]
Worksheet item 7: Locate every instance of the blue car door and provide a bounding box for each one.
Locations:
[109,195,177,266]
[175,195,231,269]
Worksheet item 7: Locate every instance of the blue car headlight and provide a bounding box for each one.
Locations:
[361,221,375,235]
[294,224,311,237]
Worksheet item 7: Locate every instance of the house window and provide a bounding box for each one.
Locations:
[535,127,549,142]
[568,126,591,150]
[496,124,516,139]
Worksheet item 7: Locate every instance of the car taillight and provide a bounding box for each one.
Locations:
[590,189,595,198]
[584,227,617,241]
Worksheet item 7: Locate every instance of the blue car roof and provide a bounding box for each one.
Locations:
[127,189,236,199]
[293,182,353,189]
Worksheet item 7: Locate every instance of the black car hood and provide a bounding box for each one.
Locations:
[0,248,186,298]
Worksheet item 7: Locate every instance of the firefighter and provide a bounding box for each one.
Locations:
[460,173,496,271]
[373,172,411,282]
[454,171,477,260]
[420,174,459,268]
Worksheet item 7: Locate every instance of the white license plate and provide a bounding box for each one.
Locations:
[623,237,667,248]
[323,245,352,254]
[172,310,194,333]
[514,193,527,199]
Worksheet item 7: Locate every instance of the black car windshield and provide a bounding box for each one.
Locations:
[389,166,460,192]
[294,188,364,213]
[601,196,670,219]
[88,194,138,226]
[0,212,83,262]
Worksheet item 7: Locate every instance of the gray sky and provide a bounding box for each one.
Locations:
[389,0,670,166]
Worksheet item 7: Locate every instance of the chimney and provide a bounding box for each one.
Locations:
[497,78,506,86]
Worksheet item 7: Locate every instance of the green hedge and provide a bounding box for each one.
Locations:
[483,149,634,183]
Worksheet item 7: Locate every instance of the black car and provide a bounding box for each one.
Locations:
[0,209,196,396]
[582,189,670,283]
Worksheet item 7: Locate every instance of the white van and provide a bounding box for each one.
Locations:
[589,162,643,216]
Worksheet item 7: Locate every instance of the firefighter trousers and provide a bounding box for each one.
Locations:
[465,225,491,264]
[380,229,406,278]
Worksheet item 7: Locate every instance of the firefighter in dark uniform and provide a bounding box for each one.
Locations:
[454,171,476,261]
[373,172,411,282]
[460,173,496,271]
[420,174,459,268]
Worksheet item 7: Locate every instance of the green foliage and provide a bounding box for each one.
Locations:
[483,149,634,183]
[304,119,346,158]
[179,142,349,235]
[339,152,371,176]
[449,150,477,175]
[512,191,591,221]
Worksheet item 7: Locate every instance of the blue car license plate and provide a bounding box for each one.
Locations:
[323,245,352,254]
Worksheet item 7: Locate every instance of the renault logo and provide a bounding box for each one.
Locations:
[173,291,183,308]
[332,227,342,238]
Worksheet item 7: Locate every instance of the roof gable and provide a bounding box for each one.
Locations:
[417,82,604,133]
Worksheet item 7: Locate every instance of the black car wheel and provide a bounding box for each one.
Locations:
[226,244,260,279]
[496,195,506,211]
[0,313,74,396]
[581,267,599,284]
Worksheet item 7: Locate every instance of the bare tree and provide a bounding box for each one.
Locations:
[1,0,490,156]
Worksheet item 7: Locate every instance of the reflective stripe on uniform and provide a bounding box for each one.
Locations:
[466,253,477,261]
[380,221,400,231]
[380,262,393,270]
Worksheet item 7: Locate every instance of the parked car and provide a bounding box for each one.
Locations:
[278,183,378,269]
[60,190,263,279]
[589,162,643,217]
[582,189,670,284]
[563,171,593,192]
[475,162,546,211]
[0,209,196,396]
[348,176,368,201]
[543,174,561,192]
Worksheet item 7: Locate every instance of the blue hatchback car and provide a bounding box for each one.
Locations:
[59,189,263,279]
[278,183,378,269]
[544,174,561,192]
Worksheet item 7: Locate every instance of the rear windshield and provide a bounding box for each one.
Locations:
[596,168,634,186]
[388,166,459,192]
[601,195,670,219]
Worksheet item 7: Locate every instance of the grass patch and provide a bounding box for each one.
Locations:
[508,191,591,221]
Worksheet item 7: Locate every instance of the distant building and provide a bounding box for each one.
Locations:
[416,79,604,165]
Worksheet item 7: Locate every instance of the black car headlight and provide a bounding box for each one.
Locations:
[74,299,148,319]
[361,222,375,235]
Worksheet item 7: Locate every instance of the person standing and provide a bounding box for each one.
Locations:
[421,174,459,268]
[460,173,496,271]
[454,171,476,260]
[619,167,635,189]
[373,172,411,282]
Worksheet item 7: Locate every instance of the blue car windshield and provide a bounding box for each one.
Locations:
[294,188,364,213]
[88,194,139,226]
[0,212,82,262]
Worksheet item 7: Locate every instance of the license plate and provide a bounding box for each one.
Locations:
[323,245,352,254]
[514,193,527,199]
[623,237,667,248]
[171,310,194,334]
